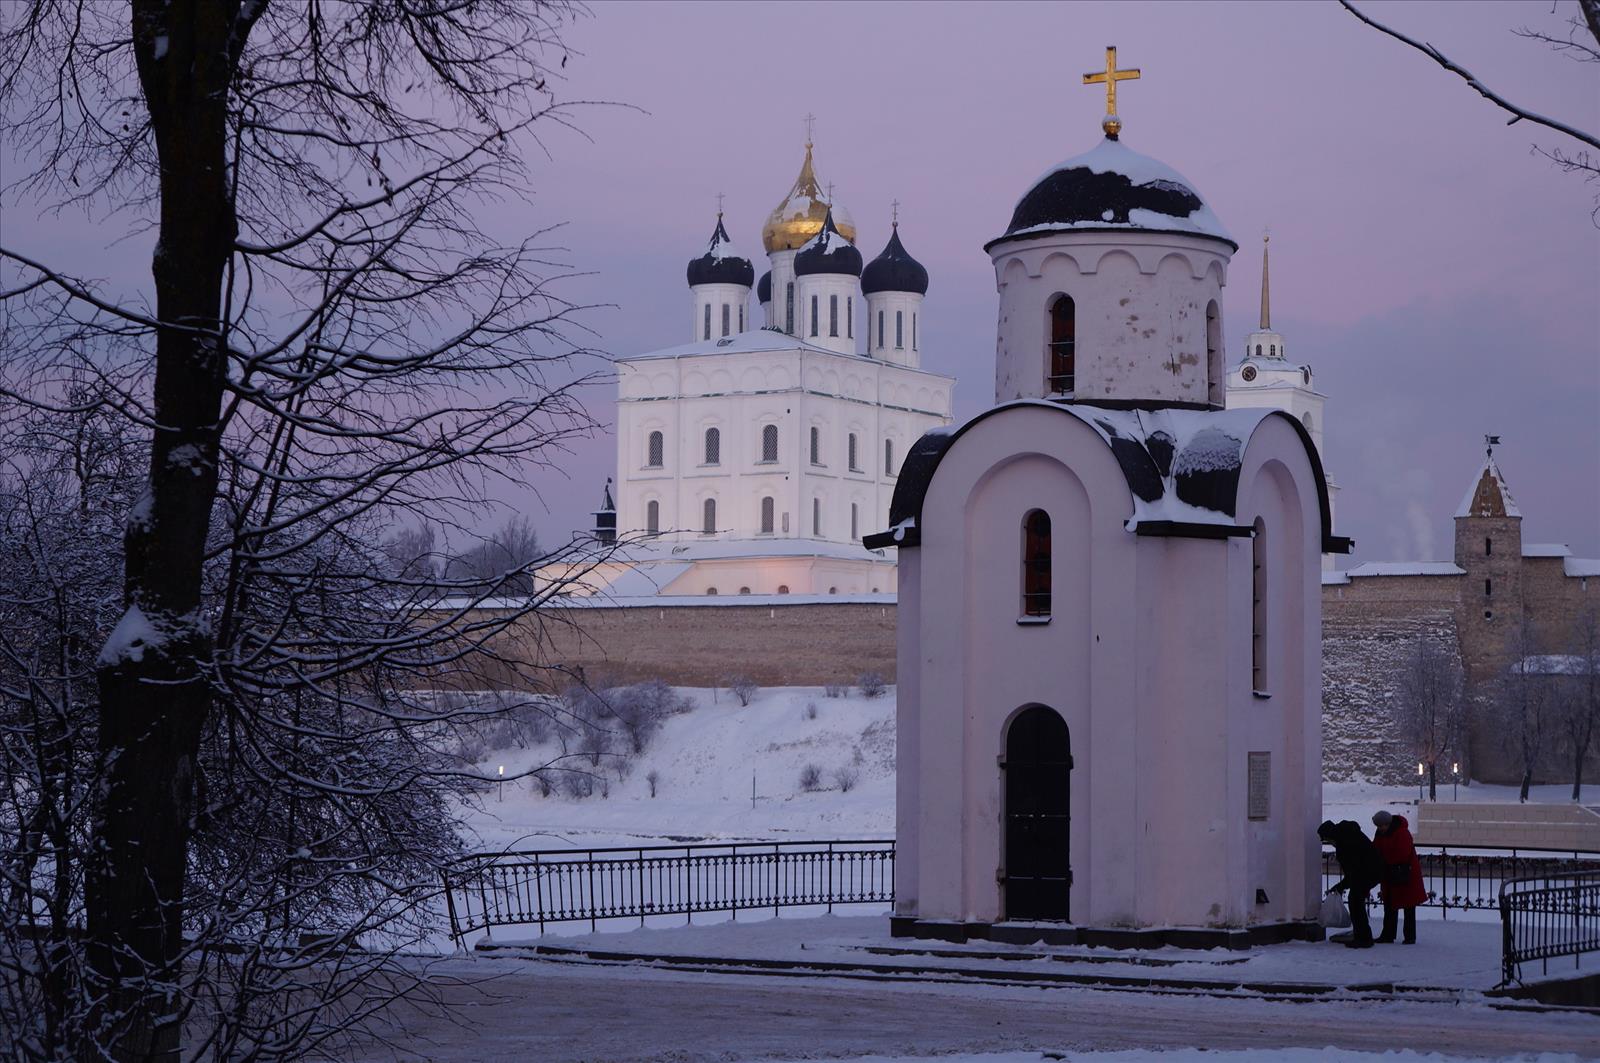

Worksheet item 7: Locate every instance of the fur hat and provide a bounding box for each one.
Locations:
[1372,810,1393,829]
[1317,820,1337,840]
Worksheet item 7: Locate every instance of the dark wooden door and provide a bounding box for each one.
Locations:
[1003,706,1072,921]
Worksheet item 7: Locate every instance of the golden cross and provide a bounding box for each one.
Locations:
[1082,46,1140,138]
[802,113,816,145]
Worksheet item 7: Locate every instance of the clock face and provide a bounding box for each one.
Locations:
[1241,365,1258,382]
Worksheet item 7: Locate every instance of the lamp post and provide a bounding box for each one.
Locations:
[1452,762,1460,802]
[498,764,505,803]
[1417,761,1424,804]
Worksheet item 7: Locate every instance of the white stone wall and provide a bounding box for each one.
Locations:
[988,231,1232,407]
[794,273,859,356]
[864,290,925,368]
[769,249,799,336]
[689,282,752,344]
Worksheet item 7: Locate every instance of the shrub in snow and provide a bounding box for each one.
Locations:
[856,672,887,699]
[535,771,553,798]
[646,769,660,798]
[729,676,758,706]
[823,681,847,698]
[562,772,595,799]
[833,765,860,793]
[578,726,611,767]
[799,763,823,792]
[804,701,818,720]
[605,678,679,754]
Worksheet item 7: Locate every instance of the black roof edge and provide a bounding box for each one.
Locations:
[1324,534,1355,555]
[862,528,916,551]
[983,225,1239,255]
[1133,521,1251,540]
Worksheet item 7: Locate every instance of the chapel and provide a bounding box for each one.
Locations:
[868,50,1350,946]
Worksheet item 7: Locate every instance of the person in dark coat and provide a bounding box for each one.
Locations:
[1371,810,1425,943]
[1318,819,1383,948]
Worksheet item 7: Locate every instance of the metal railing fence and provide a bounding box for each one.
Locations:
[1320,846,1600,914]
[443,839,894,944]
[1498,869,1600,986]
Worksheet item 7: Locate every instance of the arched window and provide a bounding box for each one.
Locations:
[721,303,731,338]
[785,282,795,334]
[739,304,745,331]
[810,294,820,337]
[895,309,904,349]
[703,498,716,534]
[646,499,660,535]
[760,496,775,534]
[739,586,751,594]
[1485,536,1493,557]
[846,296,853,338]
[1252,517,1267,692]
[878,309,885,350]
[912,312,918,351]
[704,426,720,465]
[829,294,839,337]
[829,586,838,594]
[1047,295,1075,393]
[885,438,895,476]
[777,584,790,595]
[1269,344,1277,358]
[848,432,859,471]
[1254,343,1262,358]
[1022,509,1051,617]
[850,502,859,540]
[646,430,664,468]
[1205,300,1223,407]
[761,424,779,463]
[706,587,718,596]
[809,426,821,465]
[812,497,822,535]
[703,303,711,341]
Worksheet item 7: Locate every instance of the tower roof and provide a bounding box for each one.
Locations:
[991,138,1234,250]
[763,140,856,252]
[1455,456,1521,519]
[1259,233,1272,330]
[686,214,755,289]
[757,270,772,303]
[861,223,929,296]
[794,209,862,278]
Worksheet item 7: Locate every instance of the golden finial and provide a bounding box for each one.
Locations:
[715,191,726,217]
[1083,46,1141,139]
[803,112,816,147]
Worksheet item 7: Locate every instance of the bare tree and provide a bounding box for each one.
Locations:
[1552,608,1600,800]
[1496,618,1552,802]
[445,515,543,596]
[1392,636,1466,801]
[1341,1,1600,220]
[0,2,610,1058]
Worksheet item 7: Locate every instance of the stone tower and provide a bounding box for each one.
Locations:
[1453,442,1524,683]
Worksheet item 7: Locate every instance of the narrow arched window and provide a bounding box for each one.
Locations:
[721,303,731,338]
[846,296,853,338]
[647,430,664,468]
[848,432,859,471]
[812,497,822,535]
[761,424,779,463]
[739,586,751,594]
[1048,296,1075,393]
[1022,510,1051,617]
[1254,343,1262,358]
[777,584,790,595]
[738,304,745,332]
[703,498,717,534]
[878,309,885,350]
[810,294,820,337]
[1205,300,1222,407]
[1252,517,1267,692]
[851,502,859,540]
[1269,344,1276,357]
[785,282,795,334]
[703,303,711,341]
[895,310,904,349]
[885,438,894,476]
[646,499,660,534]
[829,294,839,337]
[704,427,720,465]
[809,426,821,465]
[912,312,918,351]
[706,587,718,596]
[760,496,775,534]
[1485,537,1493,557]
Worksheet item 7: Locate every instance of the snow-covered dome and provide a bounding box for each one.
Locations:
[686,215,755,288]
[794,209,862,277]
[992,137,1234,248]
[763,142,857,253]
[861,224,929,296]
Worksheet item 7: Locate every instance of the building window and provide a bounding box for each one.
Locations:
[810,426,821,465]
[851,502,859,540]
[878,309,885,350]
[1485,537,1493,557]
[810,294,820,337]
[848,433,859,471]
[706,587,718,596]
[1048,295,1076,393]
[646,499,659,534]
[1255,343,1262,358]
[912,312,918,351]
[721,303,731,338]
[777,584,790,595]
[739,586,751,594]
[702,498,716,534]
[895,310,903,349]
[786,282,794,334]
[761,424,778,463]
[647,430,664,468]
[738,305,745,332]
[829,294,839,337]
[885,438,894,476]
[1270,344,1277,357]
[1485,578,1492,597]
[1022,509,1051,617]
[760,496,775,533]
[1252,517,1267,692]
[1205,300,1222,407]
[703,303,711,341]
[703,426,720,465]
[813,497,821,536]
[846,296,853,338]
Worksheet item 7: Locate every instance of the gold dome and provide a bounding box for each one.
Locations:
[762,142,856,253]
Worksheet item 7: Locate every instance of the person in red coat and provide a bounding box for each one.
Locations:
[1371,810,1425,943]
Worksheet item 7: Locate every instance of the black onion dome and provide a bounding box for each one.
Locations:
[757,270,772,303]
[861,225,929,296]
[793,209,862,278]
[992,138,1234,249]
[686,215,755,288]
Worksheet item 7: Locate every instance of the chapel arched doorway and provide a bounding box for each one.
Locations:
[1002,705,1072,921]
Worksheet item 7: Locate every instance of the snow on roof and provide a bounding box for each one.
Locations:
[1322,571,1352,586]
[1513,654,1593,676]
[603,536,891,565]
[1522,543,1571,558]
[619,330,839,363]
[1453,457,1520,519]
[478,592,896,611]
[1346,561,1465,578]
[1566,557,1600,578]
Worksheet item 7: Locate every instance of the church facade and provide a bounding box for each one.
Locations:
[871,54,1344,945]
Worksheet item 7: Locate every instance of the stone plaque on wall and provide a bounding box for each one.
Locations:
[1248,752,1271,820]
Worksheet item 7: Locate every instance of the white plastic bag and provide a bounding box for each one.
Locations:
[1319,892,1351,929]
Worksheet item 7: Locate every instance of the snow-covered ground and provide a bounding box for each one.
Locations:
[457,684,1596,854]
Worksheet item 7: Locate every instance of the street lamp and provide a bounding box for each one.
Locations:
[1417,761,1424,804]
[1452,762,1460,802]
[498,764,505,803]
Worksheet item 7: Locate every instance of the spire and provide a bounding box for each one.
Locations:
[592,478,617,544]
[1454,446,1521,520]
[1259,232,1271,331]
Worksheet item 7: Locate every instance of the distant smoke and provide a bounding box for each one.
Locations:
[1404,499,1435,561]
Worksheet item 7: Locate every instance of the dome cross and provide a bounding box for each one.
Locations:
[1083,46,1141,139]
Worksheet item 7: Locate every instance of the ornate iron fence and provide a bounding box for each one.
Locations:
[1499,870,1600,986]
[1320,847,1600,913]
[443,839,894,944]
